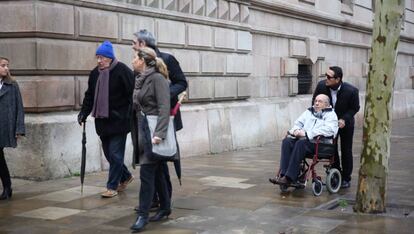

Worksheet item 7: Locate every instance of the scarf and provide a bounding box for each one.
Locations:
[132,67,156,111]
[91,59,118,118]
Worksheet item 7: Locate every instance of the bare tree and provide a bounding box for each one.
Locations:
[354,0,405,213]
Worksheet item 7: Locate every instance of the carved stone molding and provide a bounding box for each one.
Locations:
[218,0,229,20]
[178,0,191,13]
[206,0,218,18]
[193,0,205,16]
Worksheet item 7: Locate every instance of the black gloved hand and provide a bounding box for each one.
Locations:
[77,113,86,125]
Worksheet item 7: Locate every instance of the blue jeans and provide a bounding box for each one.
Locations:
[100,134,131,190]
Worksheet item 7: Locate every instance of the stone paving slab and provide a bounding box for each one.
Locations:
[0,118,413,233]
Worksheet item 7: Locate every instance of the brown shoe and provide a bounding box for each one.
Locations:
[269,177,279,184]
[117,175,134,192]
[101,189,118,198]
[277,176,291,185]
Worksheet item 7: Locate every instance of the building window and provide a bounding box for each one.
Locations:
[297,64,313,94]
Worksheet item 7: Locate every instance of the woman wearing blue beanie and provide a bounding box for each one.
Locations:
[78,41,135,198]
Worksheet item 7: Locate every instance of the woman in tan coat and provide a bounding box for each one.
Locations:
[130,47,171,232]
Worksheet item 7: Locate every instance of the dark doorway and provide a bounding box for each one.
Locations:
[297,64,312,94]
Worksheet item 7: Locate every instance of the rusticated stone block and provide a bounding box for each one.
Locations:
[193,0,205,16]
[281,58,298,76]
[7,114,103,180]
[306,36,318,63]
[157,20,186,45]
[218,0,229,20]
[288,77,298,96]
[37,39,97,70]
[120,14,155,41]
[317,60,329,77]
[207,108,233,153]
[289,39,307,58]
[269,57,281,77]
[170,49,200,73]
[201,52,225,73]
[237,31,252,51]
[229,2,240,22]
[76,76,89,108]
[78,7,118,39]
[0,1,35,32]
[215,79,237,98]
[229,105,264,149]
[188,78,214,99]
[0,39,37,70]
[17,76,75,109]
[238,79,252,97]
[113,44,135,67]
[188,24,212,47]
[226,54,252,74]
[176,109,210,157]
[214,28,236,49]
[36,2,74,35]
[15,79,36,108]
[318,43,326,59]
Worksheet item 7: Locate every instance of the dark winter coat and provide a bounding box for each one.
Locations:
[0,80,25,148]
[131,71,170,165]
[312,80,360,127]
[155,48,187,131]
[79,62,134,136]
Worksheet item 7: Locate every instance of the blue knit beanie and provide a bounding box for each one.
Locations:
[96,41,115,59]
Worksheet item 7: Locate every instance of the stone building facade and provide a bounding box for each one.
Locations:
[1,0,414,179]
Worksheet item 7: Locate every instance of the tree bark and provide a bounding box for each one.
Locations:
[354,0,405,213]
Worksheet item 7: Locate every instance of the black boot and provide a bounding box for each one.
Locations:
[130,216,148,232]
[149,209,171,222]
[0,187,12,200]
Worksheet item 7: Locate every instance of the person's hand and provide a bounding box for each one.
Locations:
[77,113,86,126]
[297,129,306,137]
[152,136,162,144]
[293,129,305,137]
[338,119,345,128]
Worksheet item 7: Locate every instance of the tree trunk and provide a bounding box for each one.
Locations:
[354,0,405,213]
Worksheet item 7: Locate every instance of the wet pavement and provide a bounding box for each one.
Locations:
[1,118,413,234]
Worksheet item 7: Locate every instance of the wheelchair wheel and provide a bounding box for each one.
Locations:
[312,179,323,196]
[280,184,289,193]
[326,168,341,194]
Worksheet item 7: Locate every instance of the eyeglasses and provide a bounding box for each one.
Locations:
[325,73,335,80]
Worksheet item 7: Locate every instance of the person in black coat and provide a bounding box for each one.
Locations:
[132,29,188,209]
[312,66,360,188]
[78,41,135,198]
[0,57,25,200]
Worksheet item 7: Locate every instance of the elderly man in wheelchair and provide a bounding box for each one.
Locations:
[269,94,339,195]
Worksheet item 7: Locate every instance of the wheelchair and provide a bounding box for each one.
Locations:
[274,136,342,196]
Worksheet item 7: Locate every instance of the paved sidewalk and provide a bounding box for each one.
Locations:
[1,118,413,233]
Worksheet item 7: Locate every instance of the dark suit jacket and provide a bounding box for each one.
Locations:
[80,62,134,136]
[312,80,360,127]
[155,48,188,131]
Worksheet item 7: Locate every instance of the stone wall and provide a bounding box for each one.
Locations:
[1,0,414,180]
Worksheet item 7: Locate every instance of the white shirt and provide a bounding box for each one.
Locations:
[0,79,3,90]
[330,85,341,108]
